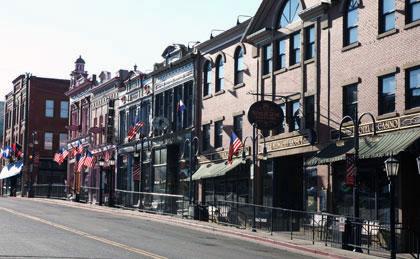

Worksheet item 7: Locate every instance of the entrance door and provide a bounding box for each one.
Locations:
[273,155,303,210]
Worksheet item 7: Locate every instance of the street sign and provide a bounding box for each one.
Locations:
[247,100,284,130]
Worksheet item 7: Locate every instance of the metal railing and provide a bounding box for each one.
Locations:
[32,184,68,199]
[197,200,420,257]
[114,189,189,217]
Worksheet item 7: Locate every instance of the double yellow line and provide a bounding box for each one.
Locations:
[0,207,167,259]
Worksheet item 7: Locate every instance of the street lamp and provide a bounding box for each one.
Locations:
[241,124,268,232]
[108,155,115,207]
[337,112,377,252]
[385,157,399,259]
[182,136,199,205]
[98,156,105,206]
[28,131,37,198]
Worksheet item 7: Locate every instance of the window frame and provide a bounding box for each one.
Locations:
[277,39,287,70]
[59,133,68,148]
[215,56,224,92]
[289,100,301,131]
[214,120,223,149]
[343,84,358,119]
[305,26,315,60]
[344,0,359,46]
[44,132,53,150]
[234,47,244,85]
[263,44,273,75]
[202,124,211,151]
[378,73,396,115]
[45,99,54,118]
[407,0,420,24]
[379,0,396,33]
[233,115,243,140]
[290,32,301,65]
[406,66,420,109]
[60,100,69,119]
[203,61,212,97]
[278,0,302,28]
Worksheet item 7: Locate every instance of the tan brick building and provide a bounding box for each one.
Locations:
[241,0,420,233]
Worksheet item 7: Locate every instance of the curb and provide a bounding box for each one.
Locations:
[17,198,376,259]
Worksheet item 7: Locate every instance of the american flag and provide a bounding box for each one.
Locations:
[77,154,86,173]
[83,151,96,168]
[53,152,64,165]
[127,121,144,141]
[104,151,110,162]
[345,153,356,187]
[228,131,242,164]
[62,149,69,160]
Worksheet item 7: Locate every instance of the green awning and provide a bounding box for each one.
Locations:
[305,129,420,166]
[192,159,243,181]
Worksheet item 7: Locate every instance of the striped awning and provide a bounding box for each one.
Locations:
[305,129,420,166]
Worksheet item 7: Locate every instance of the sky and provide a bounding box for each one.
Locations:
[0,0,261,101]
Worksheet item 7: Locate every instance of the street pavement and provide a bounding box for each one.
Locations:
[0,197,319,259]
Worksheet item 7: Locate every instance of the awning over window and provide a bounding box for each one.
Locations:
[192,159,243,181]
[305,129,420,166]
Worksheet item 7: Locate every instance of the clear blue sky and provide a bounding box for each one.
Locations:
[0,0,261,101]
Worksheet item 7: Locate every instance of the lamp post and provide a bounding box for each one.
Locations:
[241,124,268,232]
[385,157,399,259]
[182,136,199,205]
[108,155,115,207]
[28,131,37,198]
[98,156,105,206]
[337,112,377,252]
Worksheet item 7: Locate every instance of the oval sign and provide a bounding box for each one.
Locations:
[247,100,284,130]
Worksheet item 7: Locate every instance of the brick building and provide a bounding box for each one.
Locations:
[3,74,69,195]
[241,0,420,233]
[193,20,258,205]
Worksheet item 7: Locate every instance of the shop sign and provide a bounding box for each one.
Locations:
[265,134,310,152]
[338,217,346,232]
[248,100,284,130]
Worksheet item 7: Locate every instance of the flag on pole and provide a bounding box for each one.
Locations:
[177,99,186,113]
[77,153,86,173]
[54,152,64,165]
[83,151,96,168]
[127,121,144,141]
[228,131,242,164]
[61,148,69,160]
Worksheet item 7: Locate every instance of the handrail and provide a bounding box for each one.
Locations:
[114,189,185,198]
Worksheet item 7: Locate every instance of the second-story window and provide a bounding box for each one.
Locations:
[290,32,301,65]
[59,133,68,148]
[214,120,223,149]
[234,47,244,85]
[407,66,420,109]
[60,101,69,119]
[379,74,396,115]
[233,115,243,140]
[202,124,211,151]
[290,100,301,131]
[305,26,315,60]
[277,39,286,70]
[343,84,358,119]
[345,0,359,46]
[263,44,273,75]
[407,0,420,23]
[215,56,224,92]
[45,100,54,118]
[203,61,212,96]
[380,0,396,33]
[304,96,315,129]
[44,132,53,150]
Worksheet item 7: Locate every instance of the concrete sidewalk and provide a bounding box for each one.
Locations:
[23,198,408,259]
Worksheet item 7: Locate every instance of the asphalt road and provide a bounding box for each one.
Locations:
[0,198,318,259]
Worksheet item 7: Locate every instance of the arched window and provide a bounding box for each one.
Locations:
[344,0,359,45]
[215,56,224,92]
[203,61,212,96]
[278,0,302,28]
[234,47,244,85]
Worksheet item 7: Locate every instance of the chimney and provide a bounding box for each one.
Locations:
[92,74,97,84]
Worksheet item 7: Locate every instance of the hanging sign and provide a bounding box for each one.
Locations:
[247,100,284,130]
